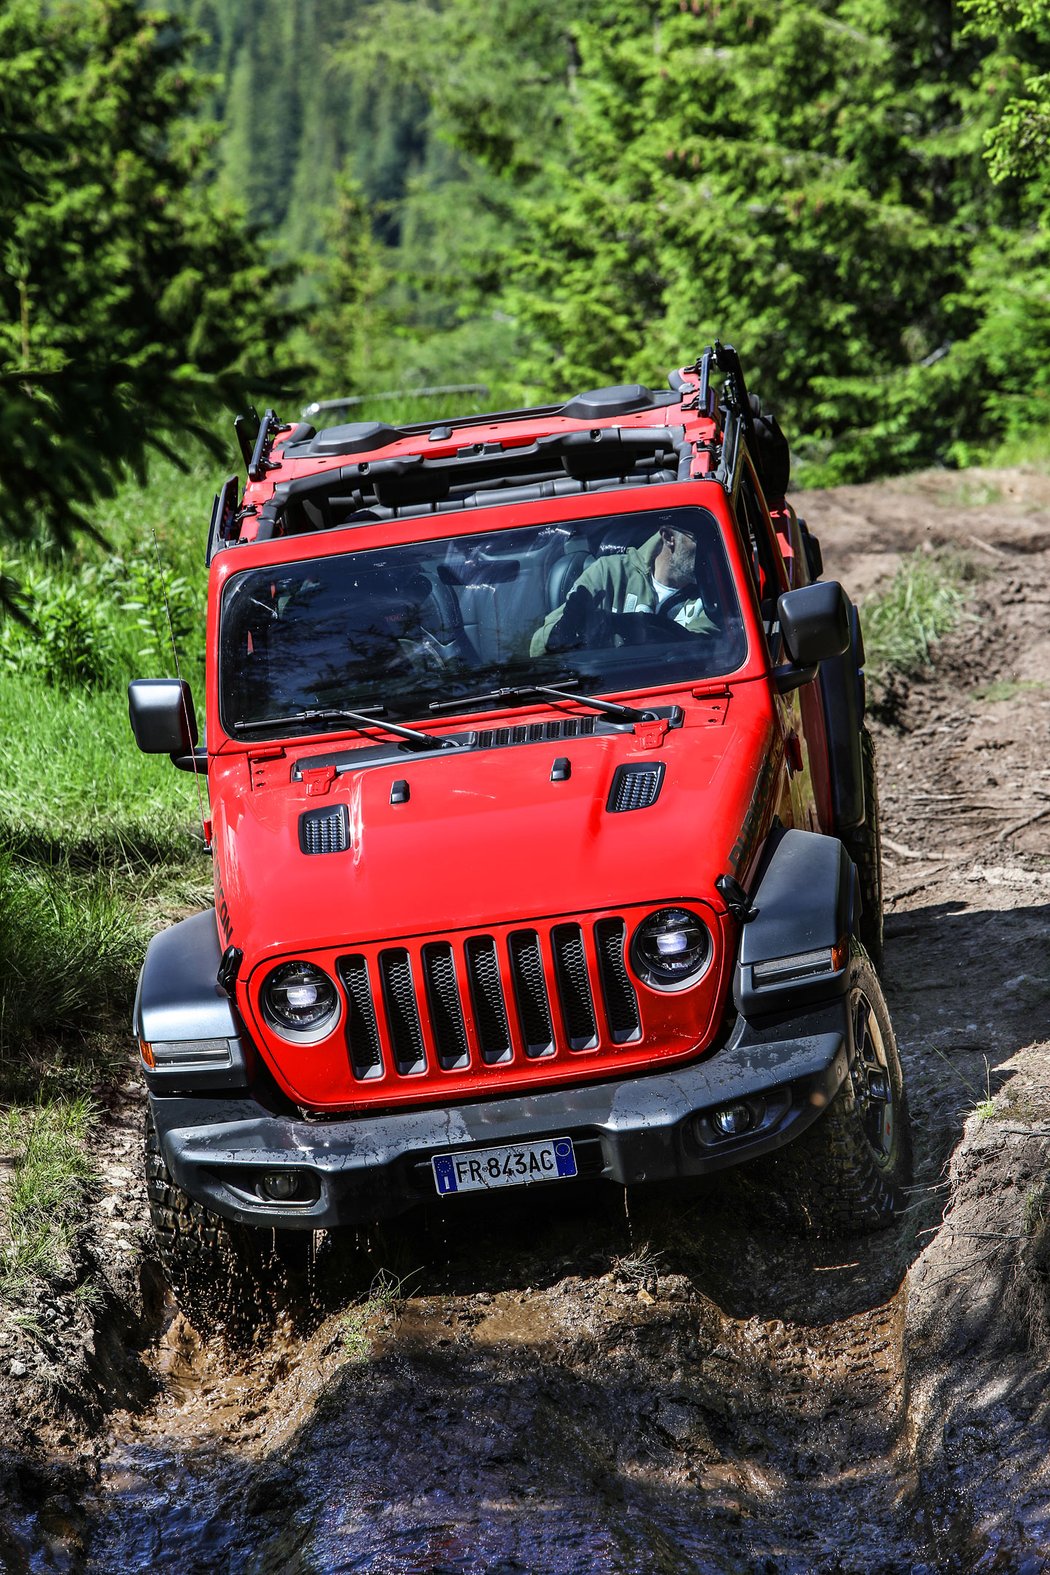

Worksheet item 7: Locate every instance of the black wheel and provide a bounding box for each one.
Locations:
[765,946,910,1235]
[144,1110,273,1333]
[841,724,883,968]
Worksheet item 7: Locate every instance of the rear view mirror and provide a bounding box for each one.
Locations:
[128,678,198,756]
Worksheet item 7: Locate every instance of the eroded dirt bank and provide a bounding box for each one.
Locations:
[3,467,1050,1574]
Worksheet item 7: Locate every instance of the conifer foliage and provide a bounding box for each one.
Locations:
[0,0,291,554]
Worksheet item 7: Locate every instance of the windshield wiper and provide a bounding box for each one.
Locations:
[429,679,653,725]
[233,706,447,751]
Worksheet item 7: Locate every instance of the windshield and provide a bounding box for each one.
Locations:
[218,505,747,739]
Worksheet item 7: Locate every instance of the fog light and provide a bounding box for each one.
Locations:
[712,1102,755,1137]
[261,1170,309,1202]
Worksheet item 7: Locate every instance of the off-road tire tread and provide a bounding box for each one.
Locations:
[841,725,883,967]
[145,1111,272,1330]
[766,950,910,1236]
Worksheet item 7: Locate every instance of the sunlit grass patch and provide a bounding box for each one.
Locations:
[338,1268,416,1361]
[0,842,145,1063]
[0,1099,97,1301]
[0,673,204,863]
[972,678,1046,703]
[861,551,972,679]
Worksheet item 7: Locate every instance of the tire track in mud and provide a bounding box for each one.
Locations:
[6,467,1050,1574]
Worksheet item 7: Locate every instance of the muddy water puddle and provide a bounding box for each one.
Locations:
[62,1195,935,1575]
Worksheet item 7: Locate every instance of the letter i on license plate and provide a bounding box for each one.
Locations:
[432,1137,577,1196]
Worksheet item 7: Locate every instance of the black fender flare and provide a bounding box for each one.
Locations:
[133,909,254,1091]
[818,600,866,831]
[734,828,860,1018]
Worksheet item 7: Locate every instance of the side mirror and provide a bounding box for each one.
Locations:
[129,678,198,756]
[774,581,851,692]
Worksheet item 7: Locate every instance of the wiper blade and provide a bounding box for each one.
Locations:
[429,680,652,725]
[233,706,446,752]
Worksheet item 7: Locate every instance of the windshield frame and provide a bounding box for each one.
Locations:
[209,486,763,748]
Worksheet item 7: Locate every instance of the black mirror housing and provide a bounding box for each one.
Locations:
[129,678,198,755]
[778,581,851,668]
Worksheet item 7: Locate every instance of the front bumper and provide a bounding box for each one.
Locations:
[152,995,852,1229]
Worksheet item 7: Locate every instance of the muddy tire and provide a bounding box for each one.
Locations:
[841,725,883,968]
[145,1110,273,1332]
[769,947,910,1234]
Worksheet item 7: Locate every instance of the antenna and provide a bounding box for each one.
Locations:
[151,528,209,851]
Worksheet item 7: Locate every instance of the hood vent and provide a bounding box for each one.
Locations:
[473,715,597,750]
[299,804,350,854]
[607,762,665,813]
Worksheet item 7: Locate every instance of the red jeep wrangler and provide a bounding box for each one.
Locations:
[130,344,908,1314]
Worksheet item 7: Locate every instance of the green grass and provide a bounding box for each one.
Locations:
[0,453,218,1113]
[337,1268,415,1361]
[0,674,205,860]
[972,678,1047,703]
[0,842,150,1084]
[0,1099,97,1301]
[861,551,971,679]
[984,422,1050,473]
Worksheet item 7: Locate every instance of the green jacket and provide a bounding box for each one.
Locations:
[531,533,716,656]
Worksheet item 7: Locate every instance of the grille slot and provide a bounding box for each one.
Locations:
[422,943,470,1069]
[379,950,427,1075]
[465,936,513,1063]
[338,956,384,1079]
[594,919,641,1043]
[508,931,555,1058]
[607,763,665,813]
[299,804,350,853]
[551,924,599,1050]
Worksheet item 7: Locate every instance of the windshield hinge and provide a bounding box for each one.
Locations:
[301,765,337,797]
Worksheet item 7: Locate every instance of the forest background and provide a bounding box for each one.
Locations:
[0,0,1048,1290]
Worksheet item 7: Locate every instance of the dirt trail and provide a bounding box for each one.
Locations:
[3,467,1050,1574]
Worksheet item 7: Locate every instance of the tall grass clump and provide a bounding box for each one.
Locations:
[0,1100,97,1301]
[0,843,145,1063]
[861,552,971,680]
[0,450,214,861]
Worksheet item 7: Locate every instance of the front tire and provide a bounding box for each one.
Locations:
[144,1110,273,1333]
[767,946,910,1234]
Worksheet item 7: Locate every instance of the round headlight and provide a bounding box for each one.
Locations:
[261,961,340,1041]
[631,908,711,990]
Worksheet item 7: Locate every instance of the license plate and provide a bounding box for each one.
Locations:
[432,1137,577,1196]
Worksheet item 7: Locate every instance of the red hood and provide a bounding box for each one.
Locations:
[210,687,778,972]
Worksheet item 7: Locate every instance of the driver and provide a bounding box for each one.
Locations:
[530,523,716,655]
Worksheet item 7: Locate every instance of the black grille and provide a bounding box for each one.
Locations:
[473,716,597,750]
[379,950,426,1074]
[595,919,641,1042]
[338,955,383,1079]
[551,924,598,1050]
[422,943,470,1069]
[607,763,665,813]
[465,937,512,1063]
[336,915,646,1085]
[508,931,555,1057]
[299,804,350,853]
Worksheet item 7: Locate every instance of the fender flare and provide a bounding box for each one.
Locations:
[734,828,860,1018]
[133,909,254,1091]
[818,600,866,830]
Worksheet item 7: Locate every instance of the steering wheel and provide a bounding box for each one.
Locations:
[608,612,699,645]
